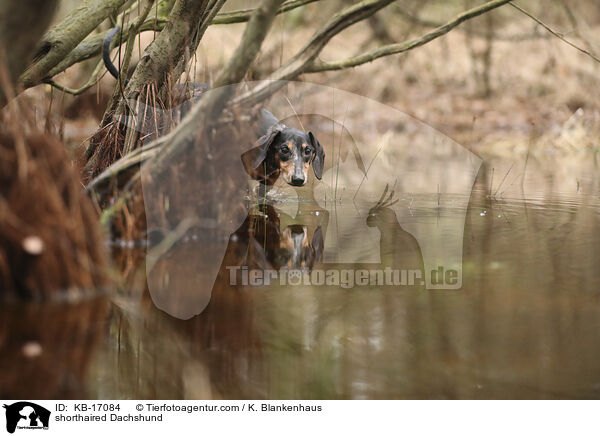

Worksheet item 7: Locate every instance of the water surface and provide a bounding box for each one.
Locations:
[95,157,600,399]
[2,156,599,400]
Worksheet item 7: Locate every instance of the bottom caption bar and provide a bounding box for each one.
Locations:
[0,400,597,435]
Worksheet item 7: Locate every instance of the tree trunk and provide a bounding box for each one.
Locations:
[83,0,213,178]
[0,0,59,106]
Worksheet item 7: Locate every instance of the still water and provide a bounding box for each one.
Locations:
[2,155,600,399]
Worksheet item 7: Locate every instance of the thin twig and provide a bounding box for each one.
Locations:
[44,57,109,95]
[306,0,513,73]
[236,0,396,107]
[396,6,549,42]
[353,144,384,200]
[284,96,304,131]
[212,0,319,25]
[509,2,600,64]
[493,163,513,198]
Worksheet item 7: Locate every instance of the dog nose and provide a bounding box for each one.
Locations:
[291,176,305,186]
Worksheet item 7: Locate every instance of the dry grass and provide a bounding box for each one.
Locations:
[0,99,107,299]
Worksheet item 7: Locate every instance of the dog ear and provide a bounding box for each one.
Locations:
[241,125,283,180]
[259,109,281,137]
[308,131,325,180]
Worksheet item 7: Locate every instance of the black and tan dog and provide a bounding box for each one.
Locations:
[104,28,323,188]
[242,109,325,187]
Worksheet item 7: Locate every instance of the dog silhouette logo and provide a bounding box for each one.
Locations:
[3,402,50,434]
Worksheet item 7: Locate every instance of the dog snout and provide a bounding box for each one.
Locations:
[291,163,306,186]
[291,176,305,186]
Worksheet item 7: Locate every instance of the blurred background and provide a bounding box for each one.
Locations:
[41,0,600,158]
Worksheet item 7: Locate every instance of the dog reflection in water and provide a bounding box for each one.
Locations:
[227,184,424,275]
[140,188,423,398]
[228,204,324,271]
[140,205,324,398]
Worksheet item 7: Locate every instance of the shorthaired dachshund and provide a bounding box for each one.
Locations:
[104,28,322,188]
[242,109,325,187]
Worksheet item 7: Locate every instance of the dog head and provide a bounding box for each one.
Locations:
[242,109,325,186]
[276,225,324,270]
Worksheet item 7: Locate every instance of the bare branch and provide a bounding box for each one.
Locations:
[509,2,600,64]
[32,0,320,84]
[235,0,396,107]
[45,14,166,79]
[212,0,318,25]
[396,6,549,42]
[198,0,228,39]
[306,0,513,73]
[45,57,108,96]
[19,0,130,89]
[214,0,286,88]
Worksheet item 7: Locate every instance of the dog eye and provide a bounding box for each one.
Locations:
[304,147,312,155]
[280,146,290,154]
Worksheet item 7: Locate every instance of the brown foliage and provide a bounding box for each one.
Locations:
[0,110,107,299]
